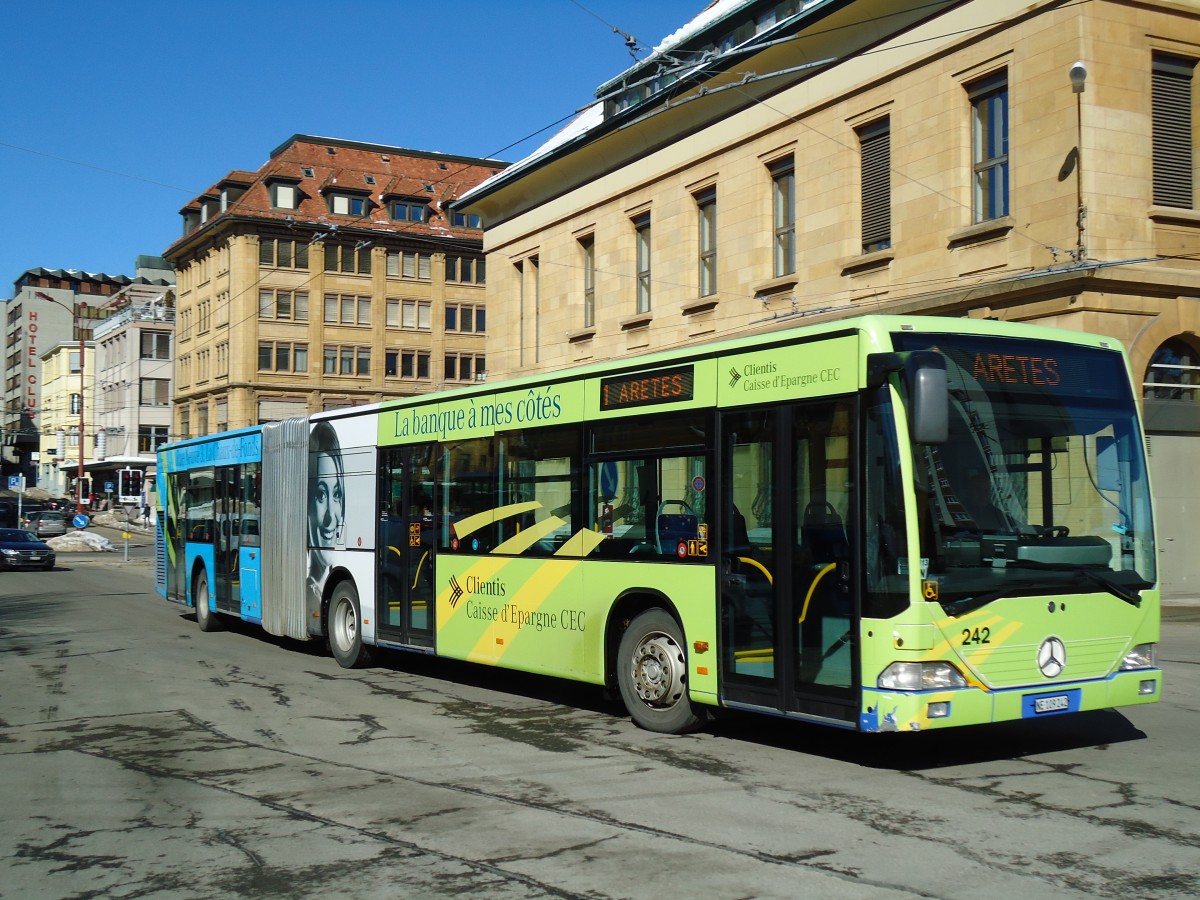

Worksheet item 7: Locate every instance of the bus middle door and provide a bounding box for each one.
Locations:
[377,445,436,649]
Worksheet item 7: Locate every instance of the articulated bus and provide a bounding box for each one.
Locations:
[156,315,1161,734]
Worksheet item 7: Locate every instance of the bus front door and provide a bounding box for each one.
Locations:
[377,445,436,649]
[720,401,857,725]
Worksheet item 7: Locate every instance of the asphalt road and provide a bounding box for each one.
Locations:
[2,553,1198,899]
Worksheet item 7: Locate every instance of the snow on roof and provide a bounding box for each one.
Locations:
[459,102,604,204]
[652,0,743,55]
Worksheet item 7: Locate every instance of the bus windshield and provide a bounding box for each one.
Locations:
[894,333,1155,615]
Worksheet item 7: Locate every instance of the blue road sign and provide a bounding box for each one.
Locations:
[73,514,90,529]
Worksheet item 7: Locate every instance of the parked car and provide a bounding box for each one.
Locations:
[0,528,56,570]
[30,511,67,538]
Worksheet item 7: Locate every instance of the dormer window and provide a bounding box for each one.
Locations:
[328,192,368,216]
[219,184,246,210]
[388,199,427,222]
[451,211,482,229]
[266,177,301,210]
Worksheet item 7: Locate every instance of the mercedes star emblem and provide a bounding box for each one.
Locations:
[1038,637,1066,678]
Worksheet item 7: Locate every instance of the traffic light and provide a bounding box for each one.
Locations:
[118,468,143,501]
[78,479,91,504]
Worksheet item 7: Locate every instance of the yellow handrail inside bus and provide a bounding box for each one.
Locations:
[737,556,773,584]
[411,550,429,591]
[798,562,837,623]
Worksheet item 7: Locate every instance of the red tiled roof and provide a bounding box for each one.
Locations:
[166,135,507,258]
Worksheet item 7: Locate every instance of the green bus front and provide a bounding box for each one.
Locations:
[852,326,1160,732]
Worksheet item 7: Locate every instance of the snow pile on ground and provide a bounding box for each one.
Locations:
[90,509,150,531]
[48,530,117,553]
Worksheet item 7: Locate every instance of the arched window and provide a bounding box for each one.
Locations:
[1144,338,1200,401]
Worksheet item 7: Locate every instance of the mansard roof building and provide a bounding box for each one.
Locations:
[163,134,505,435]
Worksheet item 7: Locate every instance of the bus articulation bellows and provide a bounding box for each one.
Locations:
[156,315,1161,734]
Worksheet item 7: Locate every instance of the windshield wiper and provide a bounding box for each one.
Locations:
[940,579,1046,617]
[1077,568,1142,607]
[940,568,1144,616]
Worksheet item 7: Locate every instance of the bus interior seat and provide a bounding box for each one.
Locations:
[802,500,849,562]
[656,501,698,555]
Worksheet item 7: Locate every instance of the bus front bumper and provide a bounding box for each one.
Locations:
[860,668,1162,732]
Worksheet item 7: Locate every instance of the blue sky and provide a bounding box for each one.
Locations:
[0,0,704,290]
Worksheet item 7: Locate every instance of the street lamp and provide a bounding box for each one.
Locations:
[1069,61,1087,262]
[34,291,88,516]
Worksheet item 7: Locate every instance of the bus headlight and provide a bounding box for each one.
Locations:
[878,661,967,691]
[1119,643,1156,670]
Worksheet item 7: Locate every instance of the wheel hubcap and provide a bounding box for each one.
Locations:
[631,632,685,707]
[336,600,356,650]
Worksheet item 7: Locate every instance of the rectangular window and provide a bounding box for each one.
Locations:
[259,237,308,269]
[395,299,432,330]
[444,352,485,382]
[445,256,486,284]
[138,425,170,454]
[771,159,796,276]
[140,331,170,359]
[390,200,427,222]
[859,117,892,252]
[270,183,297,210]
[323,243,370,274]
[323,345,370,376]
[399,252,432,280]
[1153,53,1196,208]
[400,350,430,379]
[258,289,309,322]
[580,235,595,328]
[696,189,717,297]
[330,194,367,216]
[385,350,398,376]
[451,211,482,228]
[493,425,579,556]
[139,378,170,406]
[634,214,652,313]
[444,303,484,333]
[257,342,308,373]
[969,72,1009,223]
[322,294,370,325]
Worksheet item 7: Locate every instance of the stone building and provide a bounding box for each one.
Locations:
[459,0,1200,593]
[162,135,505,434]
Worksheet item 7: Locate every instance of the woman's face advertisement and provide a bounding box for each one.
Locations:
[310,448,343,565]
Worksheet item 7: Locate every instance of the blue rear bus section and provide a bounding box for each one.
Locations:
[157,426,265,616]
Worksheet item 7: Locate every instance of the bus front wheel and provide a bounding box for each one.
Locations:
[195,569,223,633]
[328,581,373,669]
[617,609,705,734]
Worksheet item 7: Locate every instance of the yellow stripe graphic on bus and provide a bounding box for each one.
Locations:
[466,561,580,663]
[453,501,542,538]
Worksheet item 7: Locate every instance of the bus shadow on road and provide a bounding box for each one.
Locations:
[706,708,1147,770]
[183,611,1148,769]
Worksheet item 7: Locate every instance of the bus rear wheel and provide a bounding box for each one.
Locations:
[195,569,223,632]
[617,609,705,734]
[328,580,373,669]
